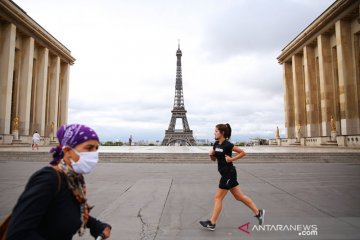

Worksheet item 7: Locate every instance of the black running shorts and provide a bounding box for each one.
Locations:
[219,166,239,190]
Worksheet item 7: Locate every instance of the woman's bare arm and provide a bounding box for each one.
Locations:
[225,146,246,162]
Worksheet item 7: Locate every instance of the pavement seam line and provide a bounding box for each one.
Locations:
[97,183,134,219]
[153,178,173,240]
[241,167,359,230]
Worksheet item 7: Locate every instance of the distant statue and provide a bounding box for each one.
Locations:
[276,126,280,139]
[330,115,337,141]
[50,121,55,139]
[12,115,19,131]
[296,124,301,135]
[330,115,336,131]
[51,121,55,134]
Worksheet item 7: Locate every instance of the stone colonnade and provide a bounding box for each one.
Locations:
[0,1,74,144]
[280,1,360,141]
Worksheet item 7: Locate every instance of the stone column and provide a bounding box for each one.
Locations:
[317,34,334,136]
[357,33,360,127]
[0,23,16,135]
[34,47,49,136]
[18,36,34,136]
[283,62,295,138]
[59,62,70,126]
[47,56,60,138]
[335,20,359,135]
[303,45,321,137]
[292,54,306,138]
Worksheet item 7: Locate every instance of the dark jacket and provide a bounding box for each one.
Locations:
[6,166,110,240]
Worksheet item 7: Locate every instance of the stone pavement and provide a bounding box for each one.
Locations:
[1,145,360,153]
[0,161,359,240]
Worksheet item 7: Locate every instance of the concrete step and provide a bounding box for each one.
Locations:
[0,151,359,163]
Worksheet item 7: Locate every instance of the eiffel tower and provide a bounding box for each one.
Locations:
[162,43,196,146]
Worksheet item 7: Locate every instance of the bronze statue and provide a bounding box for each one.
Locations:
[276,126,280,138]
[296,124,301,135]
[330,115,336,131]
[51,121,55,133]
[12,115,19,131]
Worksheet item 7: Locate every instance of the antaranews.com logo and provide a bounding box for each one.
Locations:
[239,222,318,237]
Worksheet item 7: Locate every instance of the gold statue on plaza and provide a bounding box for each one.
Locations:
[12,115,19,131]
[296,123,301,135]
[51,121,55,133]
[50,121,55,140]
[276,126,280,138]
[330,115,336,131]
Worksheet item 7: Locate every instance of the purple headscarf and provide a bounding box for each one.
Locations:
[50,124,100,165]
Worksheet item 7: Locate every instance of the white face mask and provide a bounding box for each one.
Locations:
[70,148,99,174]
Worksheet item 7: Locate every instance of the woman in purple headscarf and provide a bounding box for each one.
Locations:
[7,124,112,240]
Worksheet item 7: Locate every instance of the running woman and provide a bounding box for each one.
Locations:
[199,123,265,231]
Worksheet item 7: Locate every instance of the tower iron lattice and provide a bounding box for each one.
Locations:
[161,43,196,146]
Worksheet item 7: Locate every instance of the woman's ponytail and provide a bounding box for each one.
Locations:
[216,123,232,139]
[225,123,232,139]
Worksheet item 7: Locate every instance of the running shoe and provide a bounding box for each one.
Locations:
[199,220,216,231]
[255,209,265,225]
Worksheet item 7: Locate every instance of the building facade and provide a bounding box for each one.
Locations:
[0,0,75,144]
[277,0,360,148]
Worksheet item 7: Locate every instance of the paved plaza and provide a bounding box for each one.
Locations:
[1,145,360,153]
[1,157,360,239]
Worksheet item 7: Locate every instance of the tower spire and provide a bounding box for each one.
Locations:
[175,40,183,107]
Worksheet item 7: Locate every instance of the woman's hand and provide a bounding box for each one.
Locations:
[209,149,215,156]
[102,226,111,239]
[225,155,233,163]
[226,146,246,163]
[209,149,216,161]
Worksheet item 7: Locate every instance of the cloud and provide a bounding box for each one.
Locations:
[14,0,334,142]
[200,0,334,61]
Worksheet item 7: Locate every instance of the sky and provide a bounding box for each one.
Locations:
[15,0,335,142]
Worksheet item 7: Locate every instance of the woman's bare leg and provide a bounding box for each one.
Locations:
[210,188,228,224]
[230,185,259,215]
